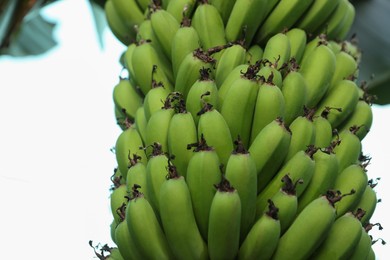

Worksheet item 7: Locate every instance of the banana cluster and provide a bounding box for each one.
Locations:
[100,0,383,259]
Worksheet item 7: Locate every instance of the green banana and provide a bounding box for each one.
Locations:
[134,105,148,143]
[238,199,280,260]
[186,68,219,126]
[300,42,336,108]
[111,0,144,32]
[312,107,339,148]
[217,63,249,106]
[167,96,198,177]
[224,137,257,241]
[257,62,283,88]
[249,118,292,193]
[166,0,196,23]
[208,177,241,260]
[126,185,175,259]
[197,102,234,167]
[349,224,375,260]
[299,33,328,65]
[353,179,379,225]
[245,44,263,65]
[159,163,209,260]
[220,63,261,148]
[271,190,342,260]
[126,154,148,196]
[112,77,143,123]
[333,163,369,217]
[186,135,222,241]
[328,49,359,92]
[171,17,201,79]
[143,79,172,122]
[284,28,307,64]
[209,0,236,25]
[311,210,364,259]
[297,142,339,213]
[334,0,356,40]
[261,32,291,70]
[115,124,147,180]
[256,147,316,215]
[254,0,315,45]
[250,75,285,144]
[110,184,128,225]
[225,0,269,46]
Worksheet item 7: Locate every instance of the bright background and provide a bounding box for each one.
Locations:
[0,1,388,259]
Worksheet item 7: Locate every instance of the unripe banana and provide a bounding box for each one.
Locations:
[217,63,249,106]
[171,18,201,79]
[300,33,328,65]
[353,179,379,225]
[349,223,376,260]
[333,163,369,217]
[186,135,222,240]
[215,42,247,87]
[246,44,263,65]
[238,200,281,260]
[134,105,148,143]
[254,0,315,45]
[284,28,307,64]
[249,118,292,193]
[166,0,196,23]
[115,124,147,180]
[284,108,316,163]
[191,1,226,52]
[332,126,362,173]
[167,97,198,177]
[334,0,356,40]
[113,78,143,123]
[114,105,129,131]
[224,138,257,241]
[186,68,219,126]
[110,0,144,32]
[311,210,364,259]
[312,107,338,148]
[126,154,148,196]
[328,50,359,92]
[257,62,283,88]
[159,164,209,260]
[143,80,172,122]
[271,190,341,260]
[281,63,308,126]
[250,76,285,144]
[197,102,234,167]
[209,0,236,25]
[297,142,339,213]
[174,48,216,99]
[225,0,268,46]
[220,64,261,148]
[295,0,341,34]
[261,32,291,70]
[300,43,336,108]
[208,177,241,260]
[110,184,128,225]
[150,6,181,59]
[341,38,362,63]
[256,147,316,215]
[126,185,175,259]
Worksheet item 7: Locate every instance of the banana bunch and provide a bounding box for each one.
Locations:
[101,0,385,259]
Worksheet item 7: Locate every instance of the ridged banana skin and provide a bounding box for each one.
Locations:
[353,183,378,225]
[145,107,175,153]
[284,114,316,163]
[131,42,173,96]
[328,50,358,93]
[167,112,198,177]
[186,78,219,126]
[134,106,148,143]
[166,0,196,23]
[186,148,221,241]
[281,70,308,126]
[271,194,336,260]
[217,64,249,106]
[114,220,143,260]
[208,187,242,260]
[209,0,236,25]
[126,162,148,196]
[250,82,285,144]
[112,78,143,122]
[220,76,259,148]
[225,0,269,46]
[338,99,373,141]
[295,0,341,34]
[115,125,147,180]
[171,25,201,79]
[285,28,307,64]
[315,0,350,40]
[312,113,333,148]
[111,0,144,30]
[297,149,339,213]
[248,119,292,193]
[197,108,234,167]
[123,43,138,87]
[159,175,209,260]
[239,208,281,260]
[191,2,227,51]
[225,149,258,241]
[143,85,171,122]
[254,0,315,45]
[332,128,362,173]
[300,43,336,108]
[261,33,291,70]
[215,44,247,87]
[246,44,263,65]
[110,184,128,225]
[104,0,137,46]
[311,212,363,260]
[349,227,373,260]
[256,150,315,214]
[150,8,181,59]
[336,1,356,40]
[126,194,175,260]
[333,164,368,217]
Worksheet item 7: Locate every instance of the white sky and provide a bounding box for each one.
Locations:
[0,1,388,259]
